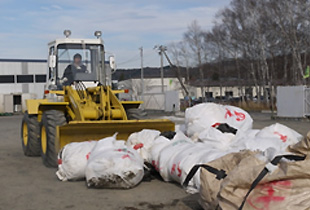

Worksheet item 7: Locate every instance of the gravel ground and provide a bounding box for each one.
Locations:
[0,112,309,210]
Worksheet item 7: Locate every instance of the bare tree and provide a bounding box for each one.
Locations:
[268,0,309,84]
[174,0,310,107]
[184,20,206,100]
[167,42,189,97]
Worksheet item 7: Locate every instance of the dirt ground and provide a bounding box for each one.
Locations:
[0,112,309,210]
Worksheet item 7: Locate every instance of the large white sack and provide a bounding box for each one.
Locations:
[165,141,238,194]
[224,105,252,131]
[228,129,260,150]
[198,127,236,150]
[169,142,239,194]
[255,123,303,145]
[150,135,171,170]
[85,136,144,189]
[175,124,187,133]
[90,134,117,154]
[158,132,194,181]
[187,148,237,194]
[231,123,303,154]
[168,143,210,190]
[244,137,291,153]
[185,103,253,139]
[126,129,160,162]
[56,141,97,181]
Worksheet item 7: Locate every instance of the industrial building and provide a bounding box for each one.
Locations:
[0,59,47,113]
[0,58,263,113]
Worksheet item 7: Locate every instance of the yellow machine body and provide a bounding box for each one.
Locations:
[26,85,175,152]
[57,119,174,151]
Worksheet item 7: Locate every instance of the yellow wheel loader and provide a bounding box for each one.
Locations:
[21,30,175,167]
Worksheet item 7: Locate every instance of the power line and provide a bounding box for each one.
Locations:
[117,53,140,65]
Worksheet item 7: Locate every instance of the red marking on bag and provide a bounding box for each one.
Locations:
[274,132,287,142]
[248,180,292,210]
[225,108,233,119]
[115,148,127,152]
[58,159,62,165]
[171,163,176,175]
[212,123,221,128]
[224,108,245,121]
[133,143,144,150]
[86,152,91,160]
[234,111,245,121]
[177,163,182,177]
[152,160,159,171]
[122,154,130,159]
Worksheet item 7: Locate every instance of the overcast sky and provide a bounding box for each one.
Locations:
[0,0,231,68]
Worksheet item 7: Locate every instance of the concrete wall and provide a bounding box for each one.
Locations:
[119,78,183,111]
[124,78,187,99]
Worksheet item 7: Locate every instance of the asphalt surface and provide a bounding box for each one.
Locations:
[0,112,309,210]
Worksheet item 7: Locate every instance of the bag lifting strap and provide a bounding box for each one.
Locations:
[182,164,227,188]
[238,154,306,210]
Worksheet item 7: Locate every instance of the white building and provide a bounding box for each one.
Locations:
[118,78,260,100]
[0,58,263,113]
[0,59,47,112]
[117,78,190,111]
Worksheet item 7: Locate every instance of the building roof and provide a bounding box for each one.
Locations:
[0,58,46,63]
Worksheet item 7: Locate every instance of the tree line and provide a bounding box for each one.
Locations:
[168,0,310,103]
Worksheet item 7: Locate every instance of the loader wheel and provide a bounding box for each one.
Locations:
[126,108,147,120]
[40,110,66,168]
[21,111,41,156]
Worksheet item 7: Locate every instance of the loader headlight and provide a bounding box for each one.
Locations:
[64,30,71,38]
[94,31,102,39]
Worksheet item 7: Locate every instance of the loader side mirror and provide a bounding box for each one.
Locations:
[109,56,116,72]
[48,55,56,68]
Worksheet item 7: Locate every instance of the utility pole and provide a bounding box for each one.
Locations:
[161,49,189,96]
[139,47,144,109]
[160,48,164,93]
[154,45,167,93]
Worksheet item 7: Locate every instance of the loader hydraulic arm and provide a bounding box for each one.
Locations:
[63,84,128,121]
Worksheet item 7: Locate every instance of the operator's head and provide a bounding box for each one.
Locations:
[73,53,82,65]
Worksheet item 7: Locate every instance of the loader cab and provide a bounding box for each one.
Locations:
[46,30,115,90]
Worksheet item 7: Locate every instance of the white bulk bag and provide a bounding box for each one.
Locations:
[126,129,160,162]
[198,127,236,150]
[255,123,303,146]
[149,135,171,170]
[185,103,253,139]
[85,136,144,189]
[56,141,97,181]
[157,132,194,181]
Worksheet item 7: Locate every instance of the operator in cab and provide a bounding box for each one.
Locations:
[61,53,87,85]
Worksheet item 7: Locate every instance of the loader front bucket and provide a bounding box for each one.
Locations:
[56,119,175,150]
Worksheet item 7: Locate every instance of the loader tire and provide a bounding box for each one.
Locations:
[21,111,41,156]
[126,108,147,120]
[40,110,66,168]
